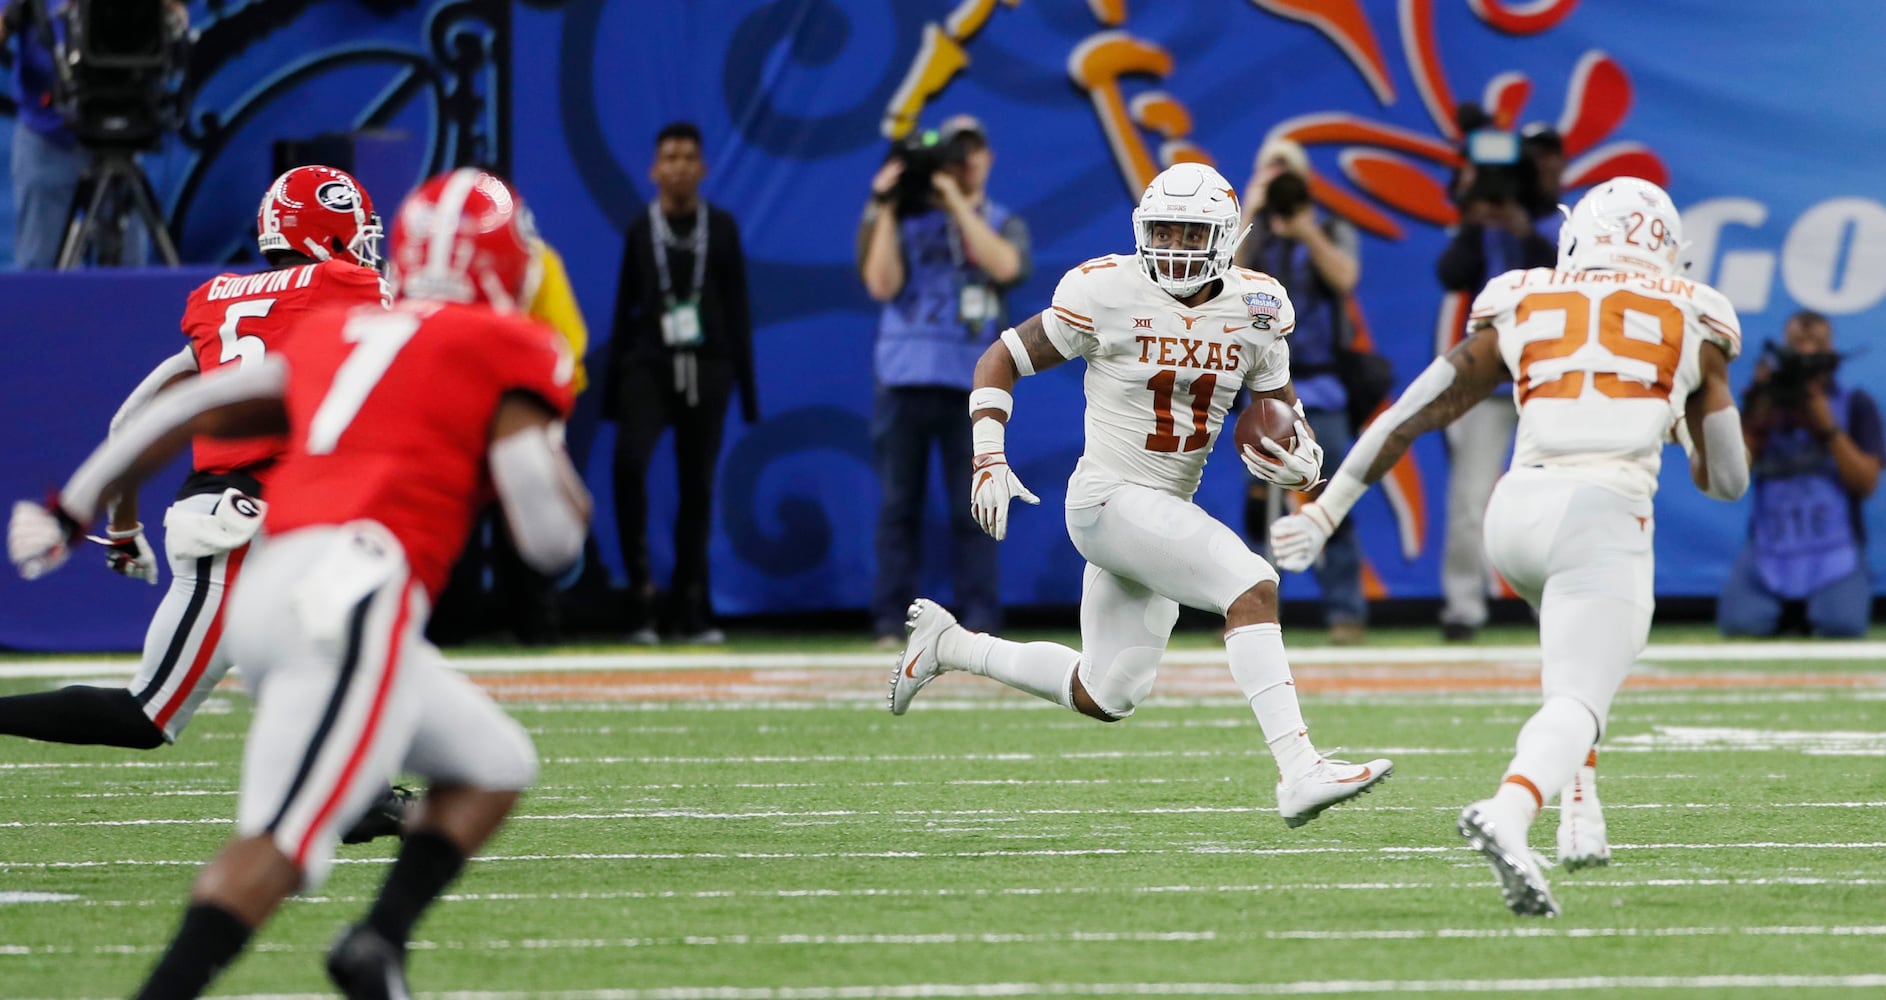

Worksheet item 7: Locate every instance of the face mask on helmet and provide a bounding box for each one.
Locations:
[1132,163,1249,298]
[1557,177,1686,277]
[347,213,385,271]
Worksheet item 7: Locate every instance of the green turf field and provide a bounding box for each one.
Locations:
[2,643,1884,998]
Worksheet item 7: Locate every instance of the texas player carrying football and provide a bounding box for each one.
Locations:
[887,162,1392,827]
[1269,178,1747,916]
[0,169,413,846]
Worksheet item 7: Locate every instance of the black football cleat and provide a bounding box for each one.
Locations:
[325,924,411,1000]
[340,785,416,845]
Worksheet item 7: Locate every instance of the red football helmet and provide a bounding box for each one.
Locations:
[387,168,540,311]
[256,165,382,268]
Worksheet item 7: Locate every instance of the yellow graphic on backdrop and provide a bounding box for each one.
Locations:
[883,0,1211,196]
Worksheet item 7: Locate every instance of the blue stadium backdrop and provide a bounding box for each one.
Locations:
[2,0,1883,649]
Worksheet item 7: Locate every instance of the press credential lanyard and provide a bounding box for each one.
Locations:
[651,202,710,402]
[946,202,997,335]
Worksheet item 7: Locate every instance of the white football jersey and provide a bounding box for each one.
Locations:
[1042,255,1297,506]
[1472,267,1742,499]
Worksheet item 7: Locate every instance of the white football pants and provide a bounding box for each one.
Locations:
[1061,481,1279,717]
[224,524,537,889]
[1483,466,1654,729]
[128,491,253,741]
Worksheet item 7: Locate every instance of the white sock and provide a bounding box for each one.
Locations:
[1226,623,1319,782]
[952,631,1078,709]
[1498,696,1600,824]
[1561,748,1599,807]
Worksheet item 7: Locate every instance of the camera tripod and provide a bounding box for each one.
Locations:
[56,145,180,269]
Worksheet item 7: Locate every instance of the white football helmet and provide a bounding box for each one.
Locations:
[1557,176,1685,276]
[1133,162,1250,297]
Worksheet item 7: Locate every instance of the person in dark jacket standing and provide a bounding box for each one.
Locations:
[605,122,757,644]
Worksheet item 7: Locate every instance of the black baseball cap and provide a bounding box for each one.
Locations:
[1521,121,1563,152]
[938,113,988,146]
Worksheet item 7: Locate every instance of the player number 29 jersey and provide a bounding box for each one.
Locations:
[1471,267,1742,499]
[1042,255,1297,506]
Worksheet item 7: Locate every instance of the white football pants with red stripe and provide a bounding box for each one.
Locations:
[130,492,251,741]
[223,523,538,889]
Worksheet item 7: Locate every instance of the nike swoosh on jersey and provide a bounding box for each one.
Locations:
[1223,323,1244,333]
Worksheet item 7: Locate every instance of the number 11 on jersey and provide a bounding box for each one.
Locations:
[1146,370,1216,453]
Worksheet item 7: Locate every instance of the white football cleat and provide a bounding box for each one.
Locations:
[888,598,955,716]
[1275,756,1393,827]
[1459,798,1560,917]
[1556,764,1610,870]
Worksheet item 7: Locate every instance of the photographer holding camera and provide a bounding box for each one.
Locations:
[1234,137,1369,643]
[858,113,1030,647]
[1718,311,1881,637]
[1432,108,1562,641]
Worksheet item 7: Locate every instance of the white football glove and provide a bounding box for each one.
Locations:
[1269,503,1339,573]
[9,499,81,580]
[1240,419,1325,490]
[970,453,1039,541]
[88,523,159,585]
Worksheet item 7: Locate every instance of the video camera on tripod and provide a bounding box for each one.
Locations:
[31,0,188,267]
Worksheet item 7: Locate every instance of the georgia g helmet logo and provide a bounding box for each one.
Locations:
[315,179,360,213]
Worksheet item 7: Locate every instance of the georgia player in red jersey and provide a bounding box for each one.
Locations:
[0,164,386,752]
[7,167,587,1000]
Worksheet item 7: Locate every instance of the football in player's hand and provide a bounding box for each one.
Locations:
[1234,397,1299,460]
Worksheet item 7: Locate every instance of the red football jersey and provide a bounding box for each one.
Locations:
[178,259,385,478]
[264,301,577,598]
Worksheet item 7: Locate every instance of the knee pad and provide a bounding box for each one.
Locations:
[1077,644,1162,719]
[479,714,540,791]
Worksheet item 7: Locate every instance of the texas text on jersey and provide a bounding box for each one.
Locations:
[1041,255,1298,507]
[263,300,577,598]
[178,258,385,488]
[1471,266,1742,499]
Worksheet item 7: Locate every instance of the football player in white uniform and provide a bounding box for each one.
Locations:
[1270,178,1748,915]
[888,162,1392,827]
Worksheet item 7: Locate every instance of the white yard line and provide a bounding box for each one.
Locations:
[6,841,1886,871]
[7,926,1886,955]
[4,639,1884,680]
[7,800,1882,831]
[62,977,1886,1000]
[14,876,1885,910]
[420,977,1886,997]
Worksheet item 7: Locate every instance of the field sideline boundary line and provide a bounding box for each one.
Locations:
[31,972,1885,998]
[4,639,1884,680]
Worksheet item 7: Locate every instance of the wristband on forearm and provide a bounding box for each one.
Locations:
[1308,473,1365,530]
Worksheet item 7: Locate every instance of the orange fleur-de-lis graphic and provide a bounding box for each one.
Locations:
[1258,0,1668,240]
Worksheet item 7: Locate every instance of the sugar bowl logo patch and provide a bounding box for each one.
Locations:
[1243,292,1281,330]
